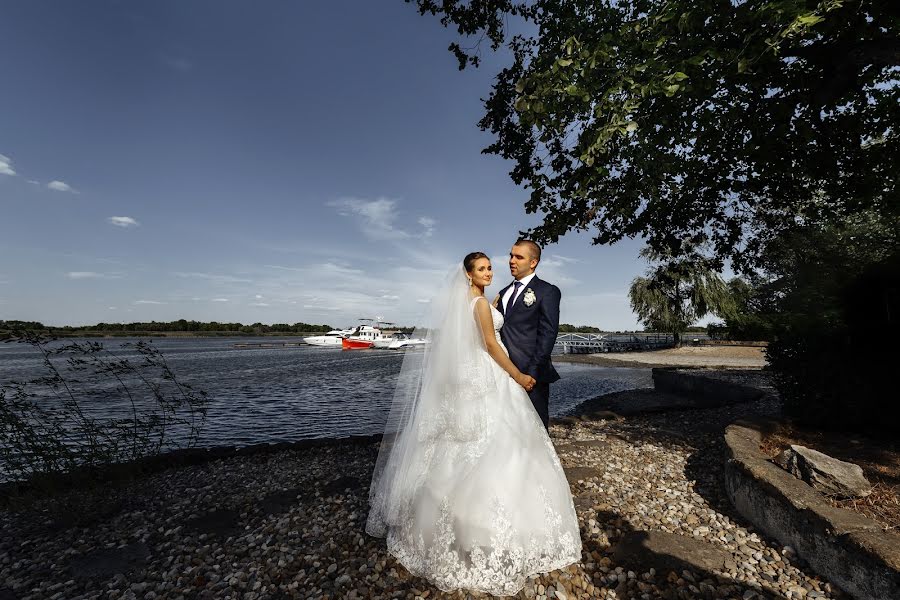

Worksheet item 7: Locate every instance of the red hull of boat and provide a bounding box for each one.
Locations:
[342,338,374,350]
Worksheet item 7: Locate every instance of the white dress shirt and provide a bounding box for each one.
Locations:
[502,272,537,312]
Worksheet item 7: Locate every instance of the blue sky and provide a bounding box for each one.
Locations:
[0,1,656,330]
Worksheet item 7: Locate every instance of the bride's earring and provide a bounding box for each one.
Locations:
[467,278,473,286]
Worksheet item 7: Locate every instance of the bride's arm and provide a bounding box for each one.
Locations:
[473,297,535,391]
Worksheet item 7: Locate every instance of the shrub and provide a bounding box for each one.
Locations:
[0,333,210,483]
[767,251,900,436]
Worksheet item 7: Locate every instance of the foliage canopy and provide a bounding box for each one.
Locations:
[412,0,899,269]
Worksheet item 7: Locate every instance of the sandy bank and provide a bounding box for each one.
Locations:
[556,345,767,369]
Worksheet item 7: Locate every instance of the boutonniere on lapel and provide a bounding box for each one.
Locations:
[523,288,536,306]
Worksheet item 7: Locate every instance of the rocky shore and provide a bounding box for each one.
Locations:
[1,386,845,599]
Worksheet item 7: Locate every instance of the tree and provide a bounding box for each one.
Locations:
[712,276,778,341]
[410,0,898,269]
[757,210,900,433]
[629,245,731,346]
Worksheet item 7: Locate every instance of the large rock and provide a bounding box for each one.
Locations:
[774,444,873,498]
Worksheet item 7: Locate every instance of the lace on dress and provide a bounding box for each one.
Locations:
[366,270,582,596]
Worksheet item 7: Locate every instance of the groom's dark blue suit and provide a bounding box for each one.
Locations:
[497,275,560,430]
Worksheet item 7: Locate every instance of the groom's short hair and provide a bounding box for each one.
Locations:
[514,238,542,263]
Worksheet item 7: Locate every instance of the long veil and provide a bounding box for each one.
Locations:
[366,265,497,538]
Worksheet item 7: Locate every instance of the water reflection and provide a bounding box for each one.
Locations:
[0,337,651,447]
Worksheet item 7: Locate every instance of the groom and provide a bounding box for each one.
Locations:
[496,239,561,431]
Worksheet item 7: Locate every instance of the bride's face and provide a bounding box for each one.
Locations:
[468,257,493,288]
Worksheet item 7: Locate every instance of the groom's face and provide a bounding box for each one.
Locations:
[509,244,538,280]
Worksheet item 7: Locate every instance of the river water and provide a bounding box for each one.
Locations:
[0,337,651,448]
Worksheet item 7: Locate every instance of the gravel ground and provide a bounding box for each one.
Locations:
[1,393,844,600]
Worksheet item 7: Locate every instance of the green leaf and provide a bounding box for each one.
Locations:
[796,14,825,27]
[557,58,573,67]
[626,121,639,132]
[737,59,749,74]
[665,84,680,96]
[672,71,689,81]
[515,79,526,94]
[514,97,529,112]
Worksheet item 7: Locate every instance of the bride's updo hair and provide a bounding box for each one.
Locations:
[463,251,489,273]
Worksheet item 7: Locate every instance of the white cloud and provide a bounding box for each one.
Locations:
[47,180,78,193]
[544,254,580,266]
[67,271,123,280]
[417,298,431,304]
[108,216,140,228]
[264,263,364,277]
[108,306,117,310]
[381,294,400,300]
[327,198,437,241]
[303,304,342,311]
[212,298,229,302]
[173,272,253,284]
[27,179,39,185]
[0,154,15,176]
[134,300,166,305]
[328,197,408,240]
[250,302,270,307]
[418,216,436,237]
[255,294,263,299]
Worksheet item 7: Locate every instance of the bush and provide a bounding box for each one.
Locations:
[767,251,900,436]
[0,333,210,483]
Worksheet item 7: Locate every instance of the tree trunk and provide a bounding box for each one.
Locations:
[673,331,681,347]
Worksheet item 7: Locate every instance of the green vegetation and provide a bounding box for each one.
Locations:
[762,213,899,435]
[1,332,210,483]
[411,0,898,433]
[558,324,602,333]
[707,277,777,342]
[410,0,896,270]
[0,319,334,338]
[629,245,731,346]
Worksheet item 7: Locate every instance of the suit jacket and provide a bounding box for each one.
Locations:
[497,275,561,384]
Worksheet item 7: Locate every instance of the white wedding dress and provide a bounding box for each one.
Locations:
[367,295,582,596]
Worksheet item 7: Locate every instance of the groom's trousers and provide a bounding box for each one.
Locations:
[528,382,551,431]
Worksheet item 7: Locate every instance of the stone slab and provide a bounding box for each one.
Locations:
[724,420,900,600]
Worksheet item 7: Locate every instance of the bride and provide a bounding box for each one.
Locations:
[366,252,582,595]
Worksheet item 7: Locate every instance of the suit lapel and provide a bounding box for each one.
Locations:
[498,282,513,316]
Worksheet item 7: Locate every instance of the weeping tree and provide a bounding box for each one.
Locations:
[629,246,732,346]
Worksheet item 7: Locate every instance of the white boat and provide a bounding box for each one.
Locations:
[343,319,395,350]
[386,332,430,349]
[373,331,413,349]
[303,329,353,347]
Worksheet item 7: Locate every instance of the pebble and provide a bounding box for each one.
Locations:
[0,392,846,599]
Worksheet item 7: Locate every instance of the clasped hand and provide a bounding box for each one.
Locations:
[516,373,536,392]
